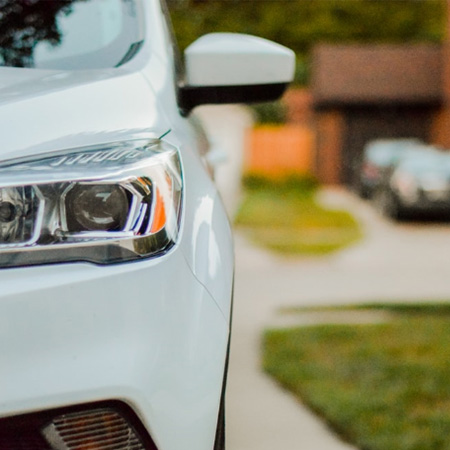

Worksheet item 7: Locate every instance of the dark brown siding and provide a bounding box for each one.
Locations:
[313,44,442,107]
[312,43,444,184]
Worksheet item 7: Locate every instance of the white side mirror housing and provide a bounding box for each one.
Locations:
[179,33,296,113]
[185,33,295,87]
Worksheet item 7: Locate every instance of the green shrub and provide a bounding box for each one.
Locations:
[242,173,319,193]
[250,101,287,125]
[293,57,310,86]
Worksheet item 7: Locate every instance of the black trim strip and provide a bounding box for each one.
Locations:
[179,83,289,114]
[213,274,234,450]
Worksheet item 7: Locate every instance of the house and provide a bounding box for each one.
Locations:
[311,44,443,185]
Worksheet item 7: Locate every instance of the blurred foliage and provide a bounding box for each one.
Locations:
[264,307,450,450]
[250,101,287,125]
[294,56,310,86]
[168,0,445,85]
[235,175,361,255]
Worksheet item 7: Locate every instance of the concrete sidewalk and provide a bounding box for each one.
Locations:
[227,231,357,450]
[226,188,450,450]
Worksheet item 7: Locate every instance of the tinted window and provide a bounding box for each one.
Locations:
[0,0,144,70]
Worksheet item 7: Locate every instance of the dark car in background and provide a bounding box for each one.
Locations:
[358,138,426,199]
[374,151,450,220]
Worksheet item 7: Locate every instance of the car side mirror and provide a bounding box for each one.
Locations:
[178,33,295,114]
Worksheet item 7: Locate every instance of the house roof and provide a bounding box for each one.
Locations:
[312,44,443,107]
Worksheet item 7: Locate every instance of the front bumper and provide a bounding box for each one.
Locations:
[398,189,450,217]
[0,246,229,450]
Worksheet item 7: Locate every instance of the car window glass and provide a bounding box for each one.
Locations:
[0,0,144,70]
[368,145,405,166]
[366,139,423,166]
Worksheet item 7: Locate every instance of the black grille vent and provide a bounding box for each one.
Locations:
[0,401,157,450]
[43,408,145,450]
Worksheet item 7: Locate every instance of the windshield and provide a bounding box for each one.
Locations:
[400,155,450,176]
[366,140,422,167]
[0,0,144,70]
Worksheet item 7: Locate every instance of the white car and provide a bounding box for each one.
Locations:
[0,1,294,449]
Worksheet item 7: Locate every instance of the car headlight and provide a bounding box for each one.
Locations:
[391,172,418,202]
[0,139,182,267]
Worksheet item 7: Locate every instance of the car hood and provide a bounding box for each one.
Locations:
[0,67,171,162]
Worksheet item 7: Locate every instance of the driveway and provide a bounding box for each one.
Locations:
[227,187,450,450]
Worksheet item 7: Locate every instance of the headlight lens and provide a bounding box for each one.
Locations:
[0,139,182,267]
[65,184,130,232]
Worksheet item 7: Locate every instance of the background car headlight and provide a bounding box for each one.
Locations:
[391,171,419,202]
[418,173,449,192]
[0,139,182,267]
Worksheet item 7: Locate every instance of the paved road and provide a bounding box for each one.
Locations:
[227,187,450,450]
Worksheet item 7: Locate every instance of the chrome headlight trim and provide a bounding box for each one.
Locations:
[0,139,183,267]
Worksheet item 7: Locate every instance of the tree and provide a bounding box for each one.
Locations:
[169,0,445,55]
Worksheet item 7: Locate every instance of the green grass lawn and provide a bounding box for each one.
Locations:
[235,176,361,255]
[263,304,450,450]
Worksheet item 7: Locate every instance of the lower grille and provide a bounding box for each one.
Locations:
[0,401,157,450]
[43,409,145,450]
